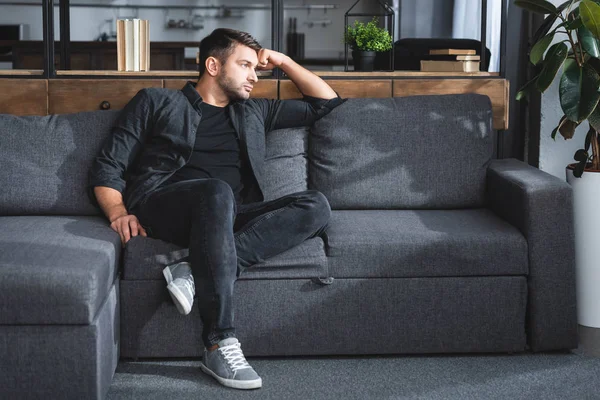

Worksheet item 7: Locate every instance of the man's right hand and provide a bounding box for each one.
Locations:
[94,186,147,246]
[110,214,147,246]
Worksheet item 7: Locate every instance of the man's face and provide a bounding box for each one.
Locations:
[217,44,259,102]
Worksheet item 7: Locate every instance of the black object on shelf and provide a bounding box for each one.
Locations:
[393,38,491,72]
[0,25,24,55]
[286,17,304,60]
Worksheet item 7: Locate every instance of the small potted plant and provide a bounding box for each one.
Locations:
[344,17,393,71]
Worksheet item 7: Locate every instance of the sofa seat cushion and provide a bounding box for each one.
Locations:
[0,216,121,325]
[123,235,328,281]
[326,209,528,278]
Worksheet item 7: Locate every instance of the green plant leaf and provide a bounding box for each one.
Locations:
[559,59,600,122]
[566,17,584,29]
[580,0,600,39]
[587,56,600,74]
[530,33,555,65]
[532,0,572,44]
[579,25,600,57]
[574,148,589,160]
[585,125,595,150]
[560,118,579,139]
[516,75,540,100]
[552,115,568,139]
[568,5,581,20]
[344,17,392,52]
[574,160,587,176]
[537,42,569,92]
[515,0,558,14]
[556,9,582,30]
[588,101,600,128]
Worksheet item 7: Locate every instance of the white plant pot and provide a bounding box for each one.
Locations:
[566,165,600,328]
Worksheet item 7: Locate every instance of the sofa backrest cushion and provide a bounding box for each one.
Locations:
[262,126,309,201]
[308,94,494,209]
[0,110,119,216]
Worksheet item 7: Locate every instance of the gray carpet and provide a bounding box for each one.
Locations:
[107,350,600,399]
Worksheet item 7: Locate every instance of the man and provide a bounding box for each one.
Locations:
[89,28,344,390]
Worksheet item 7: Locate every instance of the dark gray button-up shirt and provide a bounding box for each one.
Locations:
[89,81,345,210]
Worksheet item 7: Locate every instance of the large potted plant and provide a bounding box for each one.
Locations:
[344,17,393,71]
[515,0,600,334]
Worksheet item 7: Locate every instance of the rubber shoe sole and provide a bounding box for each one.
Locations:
[162,266,174,284]
[200,363,262,389]
[166,282,192,315]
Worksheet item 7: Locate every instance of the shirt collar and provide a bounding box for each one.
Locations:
[181,81,203,111]
[181,80,245,110]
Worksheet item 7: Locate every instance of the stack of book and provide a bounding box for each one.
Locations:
[116,19,150,72]
[420,49,480,72]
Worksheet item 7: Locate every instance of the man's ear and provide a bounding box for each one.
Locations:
[205,57,220,77]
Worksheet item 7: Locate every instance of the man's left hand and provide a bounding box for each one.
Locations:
[257,48,288,70]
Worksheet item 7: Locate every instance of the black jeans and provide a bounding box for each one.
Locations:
[132,179,331,348]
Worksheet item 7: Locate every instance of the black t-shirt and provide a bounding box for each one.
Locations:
[163,102,245,204]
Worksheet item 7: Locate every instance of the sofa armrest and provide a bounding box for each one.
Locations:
[486,158,578,352]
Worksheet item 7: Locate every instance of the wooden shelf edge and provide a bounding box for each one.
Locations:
[313,71,500,77]
[0,70,498,78]
[51,70,498,78]
[55,70,274,77]
[0,70,44,76]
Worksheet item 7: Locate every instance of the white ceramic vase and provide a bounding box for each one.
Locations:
[566,165,600,328]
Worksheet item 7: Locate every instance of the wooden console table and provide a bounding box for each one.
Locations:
[0,73,508,130]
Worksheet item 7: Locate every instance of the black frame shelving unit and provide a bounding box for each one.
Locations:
[1,0,507,79]
[344,0,395,72]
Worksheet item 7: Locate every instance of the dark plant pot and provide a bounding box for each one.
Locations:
[352,50,376,72]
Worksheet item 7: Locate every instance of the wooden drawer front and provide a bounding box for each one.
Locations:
[0,79,47,115]
[393,79,509,130]
[279,80,392,99]
[249,79,277,99]
[48,79,162,114]
[164,79,278,99]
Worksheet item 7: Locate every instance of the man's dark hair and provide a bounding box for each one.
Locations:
[198,28,262,77]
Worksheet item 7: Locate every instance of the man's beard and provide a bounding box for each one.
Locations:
[217,71,247,102]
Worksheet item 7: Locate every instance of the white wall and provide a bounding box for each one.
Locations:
[539,0,586,180]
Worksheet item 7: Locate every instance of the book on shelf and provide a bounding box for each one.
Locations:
[140,20,150,71]
[420,54,481,62]
[132,19,140,72]
[420,60,481,72]
[124,20,133,71]
[456,55,480,61]
[429,49,476,56]
[116,20,125,71]
[117,19,150,72]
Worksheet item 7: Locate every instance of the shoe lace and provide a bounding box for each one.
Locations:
[219,342,251,372]
[184,276,195,297]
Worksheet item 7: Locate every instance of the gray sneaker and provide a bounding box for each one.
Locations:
[162,262,195,315]
[200,338,262,390]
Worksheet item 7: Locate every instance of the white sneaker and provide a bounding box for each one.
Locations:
[200,338,262,390]
[162,262,195,315]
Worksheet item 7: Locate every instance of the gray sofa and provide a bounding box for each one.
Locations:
[0,93,578,400]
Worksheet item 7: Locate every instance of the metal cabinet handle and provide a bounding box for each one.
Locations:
[100,101,111,110]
